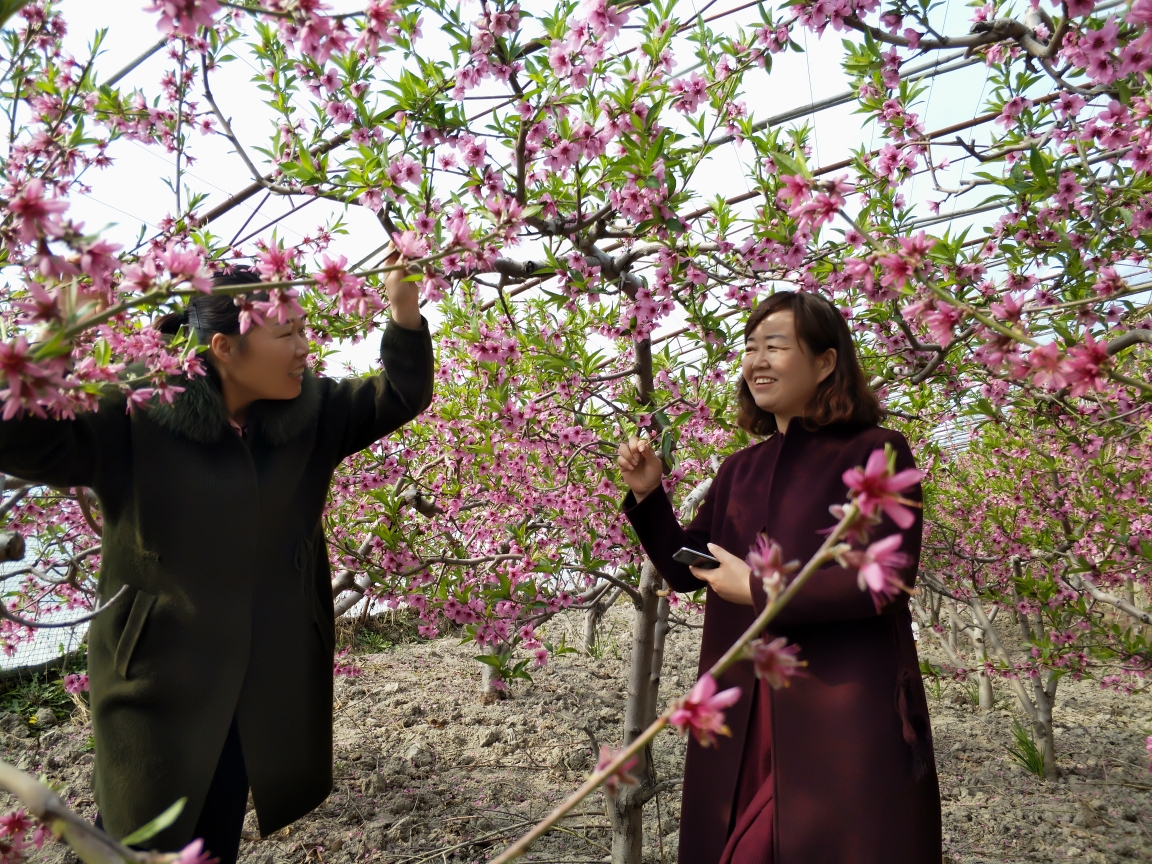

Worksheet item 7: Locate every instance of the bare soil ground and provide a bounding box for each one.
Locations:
[1,605,1149,863]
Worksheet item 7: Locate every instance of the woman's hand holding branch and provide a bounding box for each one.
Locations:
[616,436,663,502]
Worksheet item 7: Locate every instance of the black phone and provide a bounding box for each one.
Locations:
[672,546,720,569]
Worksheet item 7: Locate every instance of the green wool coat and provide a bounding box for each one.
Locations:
[0,320,434,850]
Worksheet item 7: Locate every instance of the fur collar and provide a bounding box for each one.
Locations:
[147,371,322,446]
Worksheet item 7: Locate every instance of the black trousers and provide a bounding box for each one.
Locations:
[96,717,249,864]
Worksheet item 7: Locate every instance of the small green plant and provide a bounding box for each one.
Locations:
[1005,717,1046,778]
[919,659,943,701]
[0,660,85,722]
[963,681,980,708]
[356,631,395,653]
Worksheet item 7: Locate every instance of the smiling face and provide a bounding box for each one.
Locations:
[741,310,837,432]
[209,315,310,410]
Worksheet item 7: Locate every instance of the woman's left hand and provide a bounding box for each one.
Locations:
[384,252,422,330]
[690,543,753,605]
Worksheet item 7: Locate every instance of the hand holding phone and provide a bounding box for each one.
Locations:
[672,546,721,569]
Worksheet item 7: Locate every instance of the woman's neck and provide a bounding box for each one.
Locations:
[219,378,257,427]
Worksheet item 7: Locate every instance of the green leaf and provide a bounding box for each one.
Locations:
[120,799,186,846]
[766,148,810,180]
[1028,148,1050,192]
[0,0,32,29]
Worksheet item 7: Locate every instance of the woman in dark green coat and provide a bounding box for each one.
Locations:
[0,263,434,863]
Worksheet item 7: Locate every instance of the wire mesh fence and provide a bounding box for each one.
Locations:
[0,557,89,677]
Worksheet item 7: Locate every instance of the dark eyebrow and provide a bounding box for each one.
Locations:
[747,331,790,342]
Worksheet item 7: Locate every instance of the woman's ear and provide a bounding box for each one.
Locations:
[209,332,238,368]
[816,347,837,384]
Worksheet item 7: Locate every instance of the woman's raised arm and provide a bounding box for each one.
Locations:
[619,438,721,593]
[0,395,130,492]
[327,258,435,461]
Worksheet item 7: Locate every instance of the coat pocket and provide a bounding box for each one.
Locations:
[114,588,157,678]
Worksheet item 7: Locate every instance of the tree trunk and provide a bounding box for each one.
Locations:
[607,560,661,864]
[1034,671,1059,780]
[480,643,507,703]
[968,596,1060,780]
[647,586,670,727]
[583,584,621,655]
[967,624,994,712]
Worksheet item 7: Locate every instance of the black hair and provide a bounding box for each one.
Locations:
[153,266,268,341]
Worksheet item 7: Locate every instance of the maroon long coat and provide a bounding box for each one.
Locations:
[625,422,941,863]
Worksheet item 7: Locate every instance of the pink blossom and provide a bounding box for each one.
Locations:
[173,838,213,864]
[13,282,61,324]
[669,72,709,114]
[358,189,383,213]
[422,270,449,302]
[842,447,923,528]
[548,39,573,77]
[1120,40,1152,76]
[996,96,1031,128]
[78,238,124,295]
[315,255,373,314]
[1093,266,1125,297]
[314,254,361,296]
[126,388,156,412]
[258,288,305,325]
[356,0,400,53]
[668,674,742,747]
[460,136,487,168]
[1067,0,1096,17]
[745,535,797,601]
[747,636,806,689]
[391,230,429,259]
[924,304,962,347]
[581,0,628,39]
[596,745,639,794]
[1146,735,1152,771]
[4,179,68,243]
[31,824,50,850]
[0,338,48,420]
[254,245,297,282]
[1060,335,1110,397]
[1129,0,1152,27]
[845,534,910,609]
[386,155,422,187]
[144,0,221,38]
[0,810,31,838]
[990,293,1025,325]
[157,242,212,292]
[776,173,811,204]
[63,673,89,694]
[1025,343,1068,390]
[233,295,267,335]
[1081,16,1119,60]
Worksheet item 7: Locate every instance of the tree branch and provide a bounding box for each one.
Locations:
[0,583,129,630]
[1071,573,1152,625]
[1106,329,1152,356]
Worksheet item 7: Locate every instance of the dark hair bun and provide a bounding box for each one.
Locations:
[151,266,265,338]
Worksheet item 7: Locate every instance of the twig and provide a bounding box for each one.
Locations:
[0,584,129,630]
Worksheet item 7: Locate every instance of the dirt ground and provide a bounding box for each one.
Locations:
[1,604,1150,864]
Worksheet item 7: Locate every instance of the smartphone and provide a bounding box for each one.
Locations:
[672,547,720,569]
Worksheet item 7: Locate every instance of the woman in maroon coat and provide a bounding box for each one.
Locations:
[618,291,941,863]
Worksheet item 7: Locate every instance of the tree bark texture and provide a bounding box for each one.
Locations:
[607,560,662,864]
